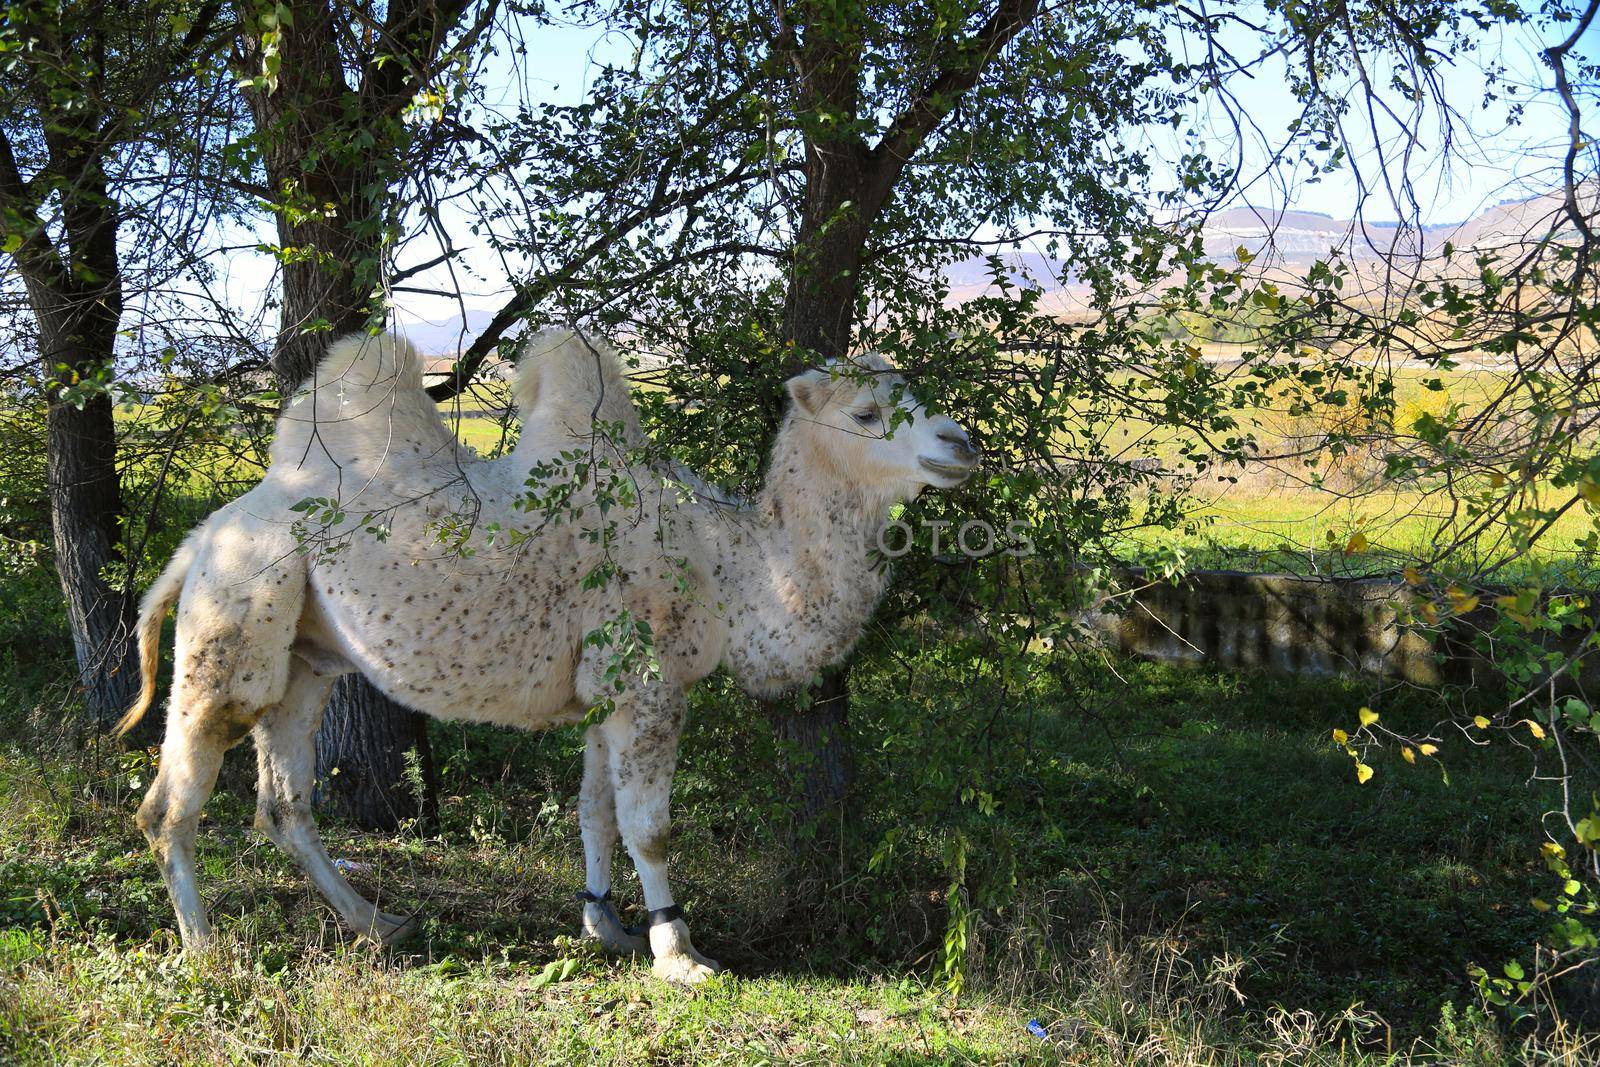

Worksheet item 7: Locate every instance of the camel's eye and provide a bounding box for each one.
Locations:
[852,407,881,427]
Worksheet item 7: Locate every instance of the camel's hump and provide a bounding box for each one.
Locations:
[514,329,646,450]
[270,331,457,469]
[317,331,428,393]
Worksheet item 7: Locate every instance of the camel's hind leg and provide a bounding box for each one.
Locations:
[252,660,415,946]
[136,689,256,951]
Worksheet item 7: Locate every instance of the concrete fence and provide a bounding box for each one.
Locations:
[1077,568,1541,688]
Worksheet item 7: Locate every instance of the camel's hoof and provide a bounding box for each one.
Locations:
[581,923,649,957]
[652,951,722,985]
[369,912,421,948]
[581,906,649,956]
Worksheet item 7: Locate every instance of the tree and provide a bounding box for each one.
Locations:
[227,0,508,827]
[555,0,1169,822]
[0,0,232,731]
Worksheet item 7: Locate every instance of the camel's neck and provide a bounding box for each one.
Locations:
[709,422,896,698]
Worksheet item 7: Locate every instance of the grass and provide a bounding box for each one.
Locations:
[1123,480,1600,581]
[2,637,1596,1063]
[5,360,1596,1061]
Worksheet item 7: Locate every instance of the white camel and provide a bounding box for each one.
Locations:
[119,329,980,983]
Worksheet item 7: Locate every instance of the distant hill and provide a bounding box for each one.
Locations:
[395,190,1590,353]
[943,190,1586,314]
[1197,192,1579,265]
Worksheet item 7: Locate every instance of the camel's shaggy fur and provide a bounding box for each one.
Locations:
[122,328,980,983]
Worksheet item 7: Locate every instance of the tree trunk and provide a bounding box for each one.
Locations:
[260,184,435,834]
[765,146,879,823]
[272,277,438,832]
[765,668,854,824]
[45,378,139,731]
[234,0,441,830]
[22,153,141,735]
[314,675,437,829]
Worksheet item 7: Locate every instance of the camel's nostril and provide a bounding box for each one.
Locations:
[938,428,980,460]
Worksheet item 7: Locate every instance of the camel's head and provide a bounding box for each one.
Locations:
[785,353,981,497]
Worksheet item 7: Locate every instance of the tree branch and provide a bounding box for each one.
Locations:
[0,126,63,289]
[867,0,1041,203]
[424,164,766,401]
[1544,0,1600,247]
[359,0,495,124]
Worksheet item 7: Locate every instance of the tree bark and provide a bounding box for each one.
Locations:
[765,668,854,824]
[313,675,438,829]
[764,147,878,824]
[270,235,438,832]
[7,127,142,734]
[44,348,140,731]
[764,0,1042,822]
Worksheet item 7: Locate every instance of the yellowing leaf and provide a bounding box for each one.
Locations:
[1355,763,1374,784]
[1524,719,1547,739]
[1332,728,1349,745]
[1490,472,1507,488]
[1532,898,1551,912]
[1402,746,1416,764]
[1344,532,1368,555]
[1581,478,1600,506]
[1358,707,1379,728]
[1452,596,1479,614]
[1403,566,1424,586]
[1418,743,1439,756]
[1474,715,1491,729]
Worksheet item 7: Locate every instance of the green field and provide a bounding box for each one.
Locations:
[1124,482,1600,581]
[2,647,1590,1063]
[105,361,1600,586]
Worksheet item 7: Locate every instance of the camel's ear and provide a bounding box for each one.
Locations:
[786,368,831,416]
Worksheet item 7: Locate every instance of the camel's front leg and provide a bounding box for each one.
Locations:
[600,687,720,984]
[576,724,648,955]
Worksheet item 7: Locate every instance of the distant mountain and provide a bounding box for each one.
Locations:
[395,191,1587,352]
[390,309,507,357]
[941,190,1585,313]
[1196,192,1577,266]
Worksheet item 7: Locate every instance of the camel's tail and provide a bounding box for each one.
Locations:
[114,532,200,738]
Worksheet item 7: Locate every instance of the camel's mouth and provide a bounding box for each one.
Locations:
[918,456,979,484]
